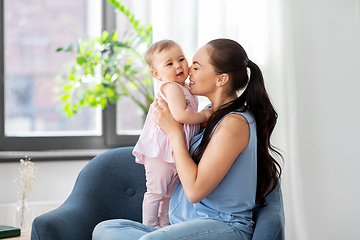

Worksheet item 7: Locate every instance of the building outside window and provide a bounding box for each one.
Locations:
[0,0,151,158]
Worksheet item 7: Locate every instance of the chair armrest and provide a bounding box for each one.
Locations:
[31,202,100,240]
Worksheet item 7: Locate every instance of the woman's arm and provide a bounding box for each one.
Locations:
[154,96,250,203]
[161,83,211,125]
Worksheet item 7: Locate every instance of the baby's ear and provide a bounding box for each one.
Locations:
[150,69,161,80]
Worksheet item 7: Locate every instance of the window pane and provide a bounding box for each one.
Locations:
[115,0,151,135]
[4,0,102,137]
[116,97,145,135]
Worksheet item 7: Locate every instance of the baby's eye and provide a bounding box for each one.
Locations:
[179,58,185,62]
[167,63,173,66]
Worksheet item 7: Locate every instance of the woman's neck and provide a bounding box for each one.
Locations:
[210,93,238,111]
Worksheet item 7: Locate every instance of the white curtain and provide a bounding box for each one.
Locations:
[151,0,309,239]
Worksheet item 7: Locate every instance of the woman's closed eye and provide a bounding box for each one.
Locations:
[191,66,198,71]
[191,61,201,71]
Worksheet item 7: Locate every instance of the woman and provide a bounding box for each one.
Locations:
[92,38,282,240]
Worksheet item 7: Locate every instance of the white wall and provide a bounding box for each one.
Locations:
[0,160,89,203]
[289,0,360,239]
[0,160,89,226]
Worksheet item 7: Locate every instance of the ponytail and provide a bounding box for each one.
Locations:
[243,60,282,204]
[192,39,282,204]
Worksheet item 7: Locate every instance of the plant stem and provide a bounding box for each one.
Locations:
[20,190,26,229]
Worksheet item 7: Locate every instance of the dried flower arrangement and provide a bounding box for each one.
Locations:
[14,156,38,231]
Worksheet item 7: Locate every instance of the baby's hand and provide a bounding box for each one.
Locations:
[200,108,213,127]
[201,108,213,120]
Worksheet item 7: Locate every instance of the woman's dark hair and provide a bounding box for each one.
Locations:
[192,38,282,204]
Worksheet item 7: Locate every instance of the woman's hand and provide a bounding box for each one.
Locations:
[153,94,183,138]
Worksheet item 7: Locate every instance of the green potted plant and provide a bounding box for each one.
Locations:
[56,0,154,117]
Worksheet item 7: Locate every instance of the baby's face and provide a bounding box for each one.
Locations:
[152,45,189,84]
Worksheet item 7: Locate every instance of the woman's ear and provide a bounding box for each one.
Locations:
[216,73,229,87]
[151,68,161,80]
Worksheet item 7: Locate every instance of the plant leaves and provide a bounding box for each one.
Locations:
[129,82,138,90]
[112,30,119,41]
[100,98,108,109]
[101,30,110,42]
[68,74,75,81]
[61,94,70,101]
[56,0,155,117]
[105,73,111,80]
[85,66,94,75]
[63,84,73,91]
[124,64,131,73]
[112,41,131,49]
[57,43,73,52]
[105,87,115,97]
[77,56,87,65]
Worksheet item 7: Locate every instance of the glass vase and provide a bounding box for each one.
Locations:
[15,197,30,232]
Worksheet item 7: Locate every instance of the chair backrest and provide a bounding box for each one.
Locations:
[72,146,147,221]
[252,184,285,240]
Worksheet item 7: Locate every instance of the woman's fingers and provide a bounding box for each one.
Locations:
[153,94,166,124]
[153,94,182,135]
[156,94,169,111]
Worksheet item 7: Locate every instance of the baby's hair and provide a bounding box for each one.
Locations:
[145,39,179,68]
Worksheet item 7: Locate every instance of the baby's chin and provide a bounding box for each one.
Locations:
[176,75,189,84]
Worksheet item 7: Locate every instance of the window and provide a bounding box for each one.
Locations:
[0,0,149,158]
[4,0,102,138]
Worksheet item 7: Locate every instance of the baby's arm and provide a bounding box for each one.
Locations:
[161,83,211,125]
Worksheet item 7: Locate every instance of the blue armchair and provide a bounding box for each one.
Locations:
[31,147,284,240]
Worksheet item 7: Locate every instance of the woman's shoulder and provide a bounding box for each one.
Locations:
[213,106,253,124]
[209,107,254,137]
[228,108,255,126]
[215,113,249,134]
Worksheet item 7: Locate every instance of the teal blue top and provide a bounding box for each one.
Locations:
[169,107,257,235]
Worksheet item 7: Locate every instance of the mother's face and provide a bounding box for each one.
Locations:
[188,45,218,97]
